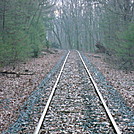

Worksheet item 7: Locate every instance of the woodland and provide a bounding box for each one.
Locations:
[0,0,134,70]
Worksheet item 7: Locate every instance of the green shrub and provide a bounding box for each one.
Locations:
[116,23,134,69]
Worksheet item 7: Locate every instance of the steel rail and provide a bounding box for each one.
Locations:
[33,51,70,134]
[77,51,121,134]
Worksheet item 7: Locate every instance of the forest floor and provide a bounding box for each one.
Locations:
[87,53,134,111]
[0,50,133,132]
[0,49,64,132]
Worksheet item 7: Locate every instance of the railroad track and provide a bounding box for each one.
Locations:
[33,51,121,134]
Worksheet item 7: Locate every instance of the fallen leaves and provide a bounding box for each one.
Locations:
[0,49,64,132]
[87,53,134,110]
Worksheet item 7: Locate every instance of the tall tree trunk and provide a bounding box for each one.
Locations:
[2,0,6,43]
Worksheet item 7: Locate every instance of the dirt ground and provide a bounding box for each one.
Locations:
[87,53,134,110]
[0,49,64,132]
[0,50,133,132]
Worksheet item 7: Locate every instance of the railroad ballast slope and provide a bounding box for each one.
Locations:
[0,49,65,132]
[87,53,134,110]
[1,50,134,133]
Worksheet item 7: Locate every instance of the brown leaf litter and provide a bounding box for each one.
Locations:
[87,53,134,110]
[0,49,64,132]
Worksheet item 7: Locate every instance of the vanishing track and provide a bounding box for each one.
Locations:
[33,51,121,134]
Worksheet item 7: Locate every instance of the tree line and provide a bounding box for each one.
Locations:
[0,0,52,66]
[0,0,134,70]
[48,0,134,70]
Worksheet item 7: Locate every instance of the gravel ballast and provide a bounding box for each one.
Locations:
[82,53,134,133]
[86,53,134,110]
[0,49,66,133]
[1,50,134,134]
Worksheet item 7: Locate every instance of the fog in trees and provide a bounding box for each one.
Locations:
[48,0,134,69]
[0,0,134,69]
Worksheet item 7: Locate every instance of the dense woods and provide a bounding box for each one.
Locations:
[0,0,134,69]
[48,0,134,69]
[0,1,134,132]
[0,0,52,66]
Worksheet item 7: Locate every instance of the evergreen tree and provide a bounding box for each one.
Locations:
[0,0,51,66]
